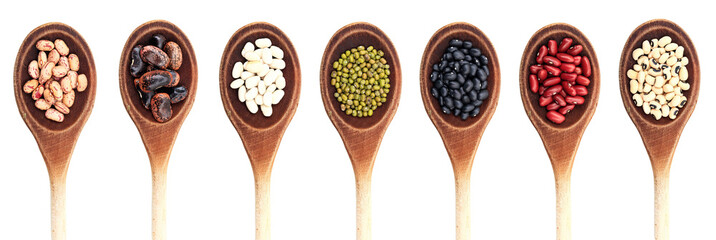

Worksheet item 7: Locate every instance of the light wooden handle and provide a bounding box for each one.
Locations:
[255,177,271,240]
[555,177,571,240]
[355,174,372,240]
[152,169,167,240]
[50,175,67,240]
[654,174,669,240]
[455,176,471,240]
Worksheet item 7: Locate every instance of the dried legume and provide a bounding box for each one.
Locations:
[230,38,287,117]
[330,45,390,118]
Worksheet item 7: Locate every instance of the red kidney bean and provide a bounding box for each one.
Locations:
[547,102,561,111]
[559,90,567,98]
[558,38,573,53]
[559,104,575,115]
[581,56,591,77]
[556,53,574,63]
[529,74,539,93]
[573,56,581,65]
[548,40,558,56]
[543,77,561,87]
[538,69,548,81]
[574,67,582,75]
[564,83,577,96]
[576,75,590,86]
[567,45,583,55]
[539,86,545,95]
[543,56,561,67]
[544,85,562,96]
[573,85,588,96]
[565,96,585,105]
[561,73,577,82]
[554,94,567,106]
[546,110,565,124]
[543,65,561,76]
[530,64,542,74]
[537,45,548,64]
[539,95,553,106]
[560,63,575,73]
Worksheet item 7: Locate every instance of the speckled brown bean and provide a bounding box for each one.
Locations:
[24,79,39,93]
[77,74,88,92]
[60,76,72,93]
[28,60,40,79]
[38,51,47,68]
[67,71,78,89]
[45,108,64,122]
[54,102,70,114]
[54,39,69,56]
[39,62,55,83]
[68,54,80,71]
[32,85,45,100]
[52,65,68,78]
[63,89,75,107]
[44,88,56,105]
[49,81,63,100]
[48,49,60,64]
[150,93,172,123]
[140,45,170,69]
[35,99,51,110]
[59,56,69,69]
[163,41,182,70]
[36,40,54,51]
[139,70,172,92]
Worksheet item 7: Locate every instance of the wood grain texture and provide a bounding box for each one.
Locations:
[219,22,301,240]
[13,22,97,240]
[119,20,198,240]
[320,22,401,240]
[618,19,700,240]
[419,22,501,240]
[519,23,600,240]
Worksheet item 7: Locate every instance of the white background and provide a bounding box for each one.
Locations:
[1,0,714,239]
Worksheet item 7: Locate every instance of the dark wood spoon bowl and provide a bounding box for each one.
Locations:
[519,23,600,240]
[13,22,97,240]
[619,19,700,240]
[419,22,500,240]
[118,19,197,240]
[320,22,401,240]
[219,22,301,240]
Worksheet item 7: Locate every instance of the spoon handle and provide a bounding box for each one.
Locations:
[152,167,168,240]
[355,172,372,240]
[654,172,670,240]
[455,173,471,240]
[555,176,571,240]
[255,174,271,240]
[50,175,67,240]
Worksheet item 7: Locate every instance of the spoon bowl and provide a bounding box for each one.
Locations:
[320,22,401,240]
[118,20,197,240]
[519,23,600,240]
[619,19,699,240]
[13,22,97,240]
[419,22,500,240]
[219,22,301,240]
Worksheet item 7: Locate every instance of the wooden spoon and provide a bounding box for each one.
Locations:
[219,22,301,240]
[419,22,500,240]
[13,22,97,240]
[618,19,699,240]
[519,23,600,240]
[119,20,197,240]
[320,22,401,240]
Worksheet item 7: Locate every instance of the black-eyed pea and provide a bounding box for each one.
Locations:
[644,91,656,102]
[67,71,78,89]
[627,69,637,79]
[633,64,642,72]
[45,108,64,122]
[60,76,72,93]
[36,40,54,51]
[661,105,670,117]
[642,40,651,54]
[668,76,679,86]
[59,56,69,69]
[643,83,652,93]
[49,81,63,100]
[668,95,681,107]
[68,54,79,71]
[629,80,638,94]
[632,94,644,107]
[658,53,668,64]
[32,85,44,100]
[62,89,75,108]
[654,76,665,88]
[39,62,55,83]
[666,92,675,101]
[666,56,677,66]
[679,67,688,81]
[38,51,47,68]
[653,87,663,95]
[681,57,689,66]
[23,79,39,93]
[669,107,679,119]
[679,96,687,108]
[651,108,663,120]
[642,100,651,114]
[665,43,678,51]
[54,39,69,56]
[664,84,674,93]
[35,99,51,110]
[28,60,40,79]
[43,88,55,105]
[645,75,655,85]
[651,39,659,48]
[48,49,60,64]
[656,95,667,105]
[678,81,690,91]
[77,74,88,92]
[658,36,671,47]
[674,86,682,95]
[52,65,68,78]
[675,46,684,58]
[632,48,644,60]
[54,102,70,114]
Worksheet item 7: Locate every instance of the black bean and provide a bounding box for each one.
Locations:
[444,97,454,109]
[431,87,439,97]
[464,55,473,62]
[481,80,488,90]
[456,74,465,84]
[461,95,471,104]
[477,69,487,81]
[473,78,482,90]
[453,51,465,60]
[430,71,439,82]
[460,112,469,120]
[444,52,453,61]
[469,64,478,77]
[453,108,461,116]
[448,81,461,89]
[442,106,451,114]
[434,80,443,89]
[469,90,479,101]
[474,100,483,106]
[478,90,489,100]
[469,48,481,57]
[463,104,475,113]
[482,65,489,76]
[479,55,489,65]
[451,90,462,100]
[464,80,474,92]
[443,72,456,81]
[463,41,473,49]
[440,87,449,97]
[447,46,458,53]
[433,63,440,71]
[454,99,463,110]
[460,64,470,76]
[470,107,481,117]
[449,39,463,47]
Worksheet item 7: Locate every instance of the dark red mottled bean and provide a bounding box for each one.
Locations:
[163,41,183,70]
[151,93,172,123]
[140,45,170,69]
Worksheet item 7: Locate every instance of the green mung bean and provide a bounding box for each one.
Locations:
[331,45,390,117]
